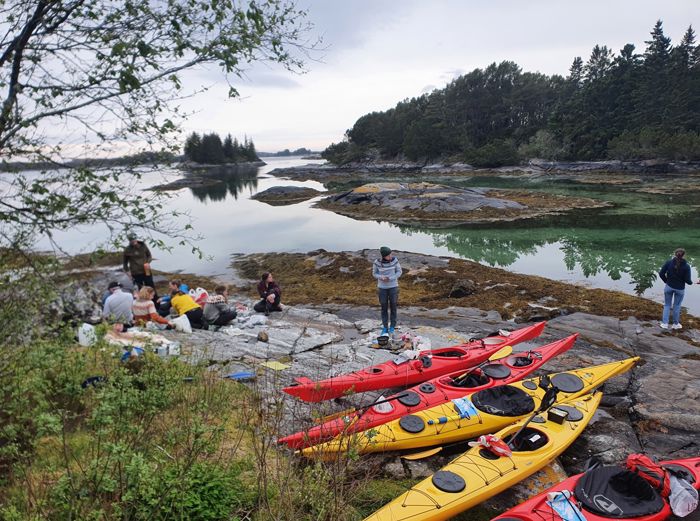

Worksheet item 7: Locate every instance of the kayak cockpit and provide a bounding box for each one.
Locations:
[575,466,665,517]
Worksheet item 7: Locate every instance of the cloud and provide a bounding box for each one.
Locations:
[239,70,303,89]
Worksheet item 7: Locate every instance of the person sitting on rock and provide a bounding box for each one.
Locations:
[254,272,282,315]
[157,279,189,317]
[102,281,134,327]
[203,285,238,326]
[133,286,174,329]
[170,288,205,329]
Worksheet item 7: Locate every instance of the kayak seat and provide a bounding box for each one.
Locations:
[434,349,468,358]
[575,466,665,518]
[505,427,548,451]
[509,355,534,367]
[472,385,535,416]
[451,372,490,388]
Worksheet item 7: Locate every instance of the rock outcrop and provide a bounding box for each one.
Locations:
[251,185,321,205]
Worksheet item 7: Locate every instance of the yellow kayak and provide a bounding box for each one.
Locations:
[364,391,603,521]
[301,357,637,458]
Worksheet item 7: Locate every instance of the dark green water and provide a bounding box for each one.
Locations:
[406,175,700,313]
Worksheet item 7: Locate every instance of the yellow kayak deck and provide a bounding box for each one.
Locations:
[302,357,637,458]
[365,391,602,521]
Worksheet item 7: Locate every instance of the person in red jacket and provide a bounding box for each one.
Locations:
[254,272,282,315]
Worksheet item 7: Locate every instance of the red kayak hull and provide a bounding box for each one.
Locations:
[492,457,700,521]
[279,332,575,449]
[282,322,545,403]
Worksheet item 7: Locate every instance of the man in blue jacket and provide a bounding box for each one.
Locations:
[373,246,402,336]
[658,248,693,330]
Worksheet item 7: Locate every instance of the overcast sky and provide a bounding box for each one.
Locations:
[181,0,699,153]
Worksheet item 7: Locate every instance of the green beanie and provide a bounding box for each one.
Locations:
[380,246,392,257]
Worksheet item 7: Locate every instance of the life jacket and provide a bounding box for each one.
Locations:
[626,453,671,498]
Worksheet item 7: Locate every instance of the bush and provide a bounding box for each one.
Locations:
[0,332,257,521]
[608,129,700,160]
[463,139,521,167]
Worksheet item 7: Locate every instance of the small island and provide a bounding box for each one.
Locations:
[251,185,322,205]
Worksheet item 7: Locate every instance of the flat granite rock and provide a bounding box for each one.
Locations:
[251,185,321,205]
[325,181,524,214]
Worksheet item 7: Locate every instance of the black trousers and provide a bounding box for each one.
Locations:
[132,273,158,304]
[185,307,204,329]
[212,310,237,326]
[254,294,281,313]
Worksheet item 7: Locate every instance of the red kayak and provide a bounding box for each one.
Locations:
[282,322,546,403]
[279,332,575,449]
[492,456,700,521]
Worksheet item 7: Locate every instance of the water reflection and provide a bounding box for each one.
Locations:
[188,164,259,202]
[406,211,700,295]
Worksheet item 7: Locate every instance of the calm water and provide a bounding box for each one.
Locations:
[26,157,700,315]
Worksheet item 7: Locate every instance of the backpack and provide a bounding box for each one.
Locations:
[626,453,671,498]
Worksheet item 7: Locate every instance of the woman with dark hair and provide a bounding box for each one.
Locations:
[254,272,282,315]
[659,248,693,330]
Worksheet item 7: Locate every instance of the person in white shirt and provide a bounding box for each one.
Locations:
[102,281,134,325]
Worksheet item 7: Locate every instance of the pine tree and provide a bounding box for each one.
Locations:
[183,132,202,162]
[223,134,235,162]
[568,57,584,86]
[200,133,225,164]
[245,137,258,161]
[584,45,613,82]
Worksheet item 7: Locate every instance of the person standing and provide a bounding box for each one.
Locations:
[254,272,282,315]
[373,246,402,336]
[659,248,693,330]
[123,232,155,291]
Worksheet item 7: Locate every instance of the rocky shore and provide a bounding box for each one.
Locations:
[59,247,700,517]
[316,182,608,226]
[58,252,700,515]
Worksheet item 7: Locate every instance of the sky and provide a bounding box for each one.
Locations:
[177,1,699,152]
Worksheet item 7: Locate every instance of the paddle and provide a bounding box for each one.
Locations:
[507,375,559,450]
[451,345,513,387]
[401,447,443,460]
[315,347,514,425]
[406,375,558,460]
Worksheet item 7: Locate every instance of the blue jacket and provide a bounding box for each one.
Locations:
[659,258,693,290]
[373,256,402,289]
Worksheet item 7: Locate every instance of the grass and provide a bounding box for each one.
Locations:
[232,250,695,327]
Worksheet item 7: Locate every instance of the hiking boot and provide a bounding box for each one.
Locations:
[659,322,669,329]
[380,327,388,336]
[672,323,683,330]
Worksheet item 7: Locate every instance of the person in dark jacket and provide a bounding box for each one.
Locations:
[254,272,282,315]
[659,248,693,330]
[123,232,156,294]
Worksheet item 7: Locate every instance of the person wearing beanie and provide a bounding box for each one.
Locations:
[659,247,693,330]
[372,246,402,336]
[123,232,156,296]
